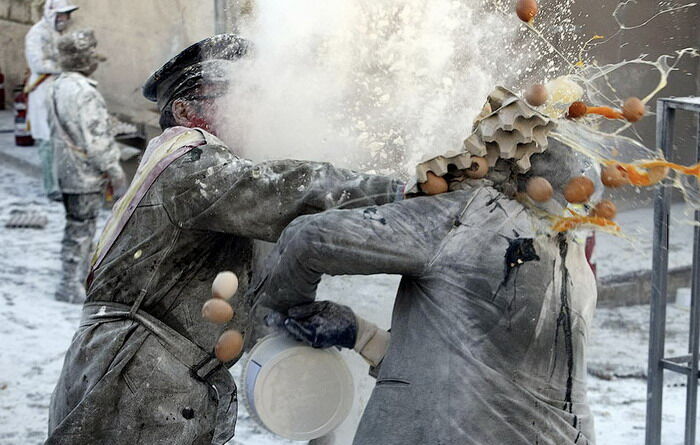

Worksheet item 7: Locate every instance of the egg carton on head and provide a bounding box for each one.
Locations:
[415,151,475,183]
[464,86,556,173]
[409,87,557,194]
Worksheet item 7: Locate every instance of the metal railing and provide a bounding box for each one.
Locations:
[646,97,700,445]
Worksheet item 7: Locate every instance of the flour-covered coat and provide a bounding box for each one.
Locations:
[48,72,122,194]
[46,71,123,302]
[256,186,598,445]
[47,126,404,445]
[25,1,63,140]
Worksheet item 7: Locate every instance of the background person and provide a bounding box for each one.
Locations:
[47,29,127,304]
[24,0,78,200]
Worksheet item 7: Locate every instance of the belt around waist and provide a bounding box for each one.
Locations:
[81,301,221,380]
[80,301,238,444]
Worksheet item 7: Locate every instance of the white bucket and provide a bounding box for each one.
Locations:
[241,333,354,441]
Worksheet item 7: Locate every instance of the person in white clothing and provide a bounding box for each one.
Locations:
[24,0,79,200]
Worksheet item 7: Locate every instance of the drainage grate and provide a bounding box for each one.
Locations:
[5,211,49,229]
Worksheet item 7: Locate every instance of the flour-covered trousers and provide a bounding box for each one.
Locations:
[38,139,60,199]
[56,192,102,303]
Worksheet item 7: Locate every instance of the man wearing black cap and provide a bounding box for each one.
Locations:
[47,34,404,445]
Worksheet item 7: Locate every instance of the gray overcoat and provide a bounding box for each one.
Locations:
[47,127,403,444]
[256,185,598,445]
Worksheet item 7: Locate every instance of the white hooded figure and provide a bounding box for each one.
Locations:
[24,0,78,199]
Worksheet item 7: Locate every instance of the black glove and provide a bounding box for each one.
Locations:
[283,301,358,349]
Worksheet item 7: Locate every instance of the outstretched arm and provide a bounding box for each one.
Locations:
[163,146,405,242]
[254,194,453,311]
[252,195,453,366]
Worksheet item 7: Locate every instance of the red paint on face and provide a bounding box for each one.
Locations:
[188,115,216,135]
[182,84,226,135]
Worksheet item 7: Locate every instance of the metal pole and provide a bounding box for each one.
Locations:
[645,100,674,445]
[215,0,227,34]
[685,113,700,445]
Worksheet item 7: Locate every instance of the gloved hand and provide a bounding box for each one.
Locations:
[283,301,358,349]
[107,166,128,201]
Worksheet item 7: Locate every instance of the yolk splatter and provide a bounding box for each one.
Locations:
[604,159,700,187]
[640,160,700,177]
[551,208,621,233]
[585,106,625,120]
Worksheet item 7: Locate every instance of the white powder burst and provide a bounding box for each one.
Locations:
[216,0,545,179]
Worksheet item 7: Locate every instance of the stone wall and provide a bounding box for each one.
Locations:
[0,0,41,25]
[0,19,30,104]
[597,266,692,308]
[69,0,219,136]
[0,0,225,134]
[0,1,41,106]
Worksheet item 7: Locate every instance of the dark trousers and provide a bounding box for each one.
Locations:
[56,192,102,303]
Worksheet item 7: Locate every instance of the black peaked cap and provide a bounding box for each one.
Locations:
[143,33,248,104]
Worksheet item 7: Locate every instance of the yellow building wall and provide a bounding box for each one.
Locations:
[70,0,218,133]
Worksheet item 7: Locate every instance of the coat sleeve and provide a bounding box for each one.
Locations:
[73,85,122,176]
[25,24,60,75]
[254,195,450,313]
[162,147,405,242]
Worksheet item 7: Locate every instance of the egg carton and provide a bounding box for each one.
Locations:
[464,86,556,173]
[409,87,556,194]
[415,151,475,183]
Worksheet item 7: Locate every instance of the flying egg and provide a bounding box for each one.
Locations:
[601,165,629,188]
[525,84,548,107]
[525,176,553,202]
[215,330,244,362]
[622,97,645,123]
[591,200,617,220]
[564,176,595,204]
[516,0,538,23]
[212,271,238,300]
[202,299,234,324]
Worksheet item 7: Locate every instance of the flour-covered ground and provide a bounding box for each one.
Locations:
[0,135,694,444]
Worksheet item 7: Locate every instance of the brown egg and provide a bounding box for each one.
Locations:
[202,299,234,324]
[601,165,629,188]
[525,176,553,202]
[592,200,617,220]
[516,0,538,22]
[564,176,595,203]
[525,84,548,107]
[465,157,489,179]
[567,101,588,119]
[212,271,238,300]
[420,172,449,195]
[622,97,645,123]
[647,165,669,185]
[215,330,244,362]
